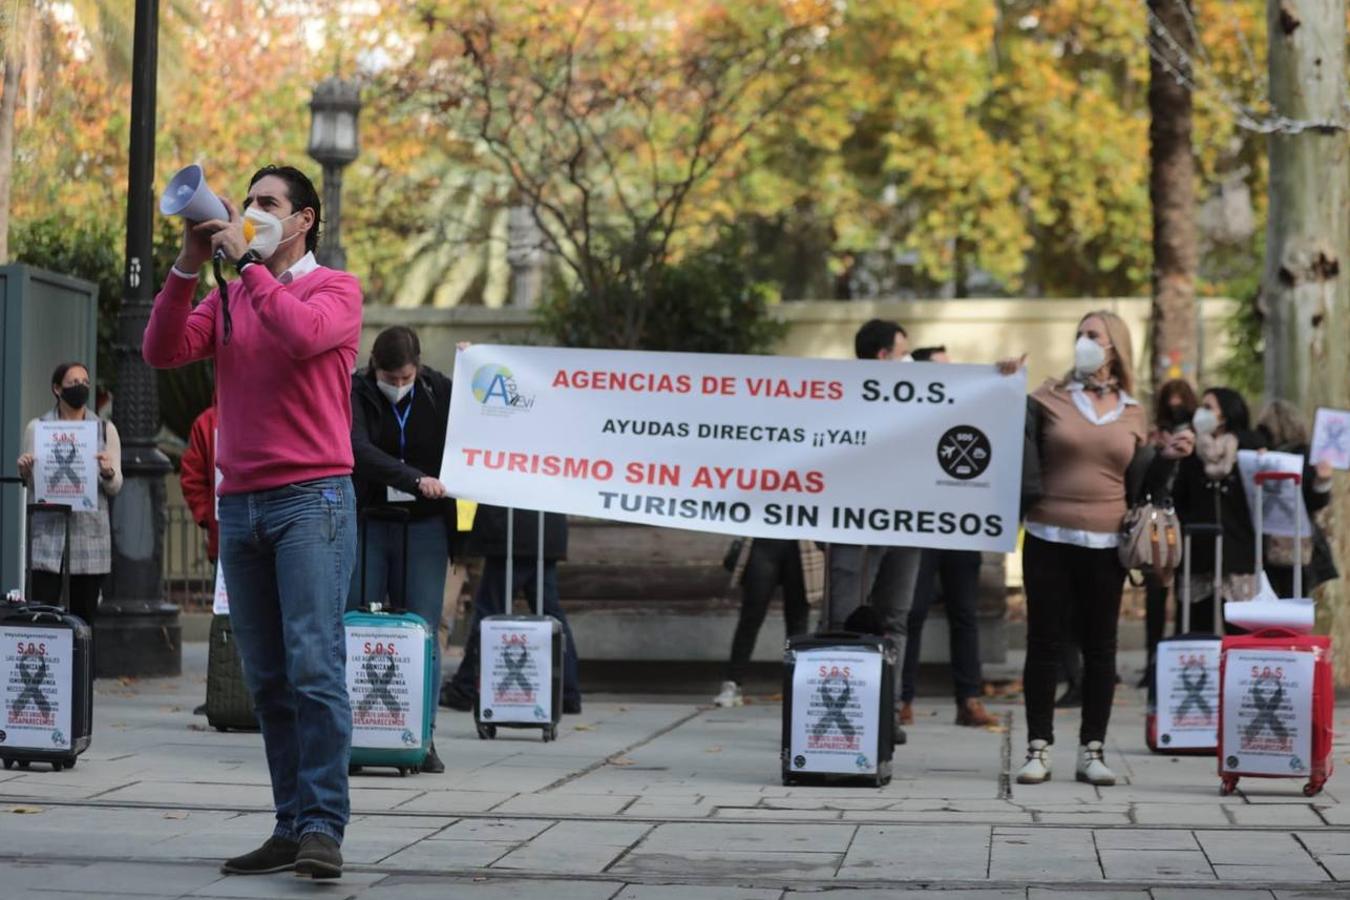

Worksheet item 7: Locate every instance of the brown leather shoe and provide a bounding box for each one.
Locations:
[955,697,998,727]
[898,702,915,726]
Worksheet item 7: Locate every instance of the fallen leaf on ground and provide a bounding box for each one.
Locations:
[163,811,189,820]
[705,746,723,753]
[573,724,594,731]
[609,756,636,767]
[4,806,44,814]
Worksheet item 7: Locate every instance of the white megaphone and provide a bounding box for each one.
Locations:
[159,164,229,223]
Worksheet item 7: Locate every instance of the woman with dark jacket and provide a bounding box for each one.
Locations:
[349,325,456,773]
[1170,387,1263,635]
[1256,400,1339,598]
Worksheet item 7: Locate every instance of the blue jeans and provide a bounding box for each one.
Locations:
[448,557,582,705]
[348,514,450,728]
[218,477,356,845]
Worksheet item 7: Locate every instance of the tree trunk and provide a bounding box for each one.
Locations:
[0,7,26,264]
[1147,0,1199,392]
[1263,0,1350,686]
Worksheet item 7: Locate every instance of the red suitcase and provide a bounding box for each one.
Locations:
[1217,471,1334,796]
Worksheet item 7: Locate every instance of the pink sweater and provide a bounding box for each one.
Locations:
[143,264,363,495]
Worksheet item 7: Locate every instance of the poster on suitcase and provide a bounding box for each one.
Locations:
[1221,648,1314,776]
[346,626,425,749]
[0,626,73,751]
[1155,639,1221,749]
[32,421,99,511]
[789,648,883,775]
[480,618,554,724]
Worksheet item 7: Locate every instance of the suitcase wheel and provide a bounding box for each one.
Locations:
[1219,776,1239,796]
[62,759,75,770]
[542,725,557,743]
[1,759,11,771]
[214,726,228,733]
[51,761,62,773]
[1304,780,1324,798]
[397,767,409,778]
[16,760,30,770]
[477,724,497,740]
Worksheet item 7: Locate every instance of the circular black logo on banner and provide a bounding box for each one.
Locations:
[482,709,494,720]
[794,755,807,769]
[937,426,991,480]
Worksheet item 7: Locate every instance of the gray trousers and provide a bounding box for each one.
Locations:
[826,544,923,706]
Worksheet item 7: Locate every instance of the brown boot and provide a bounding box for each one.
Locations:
[955,697,997,727]
[898,702,914,726]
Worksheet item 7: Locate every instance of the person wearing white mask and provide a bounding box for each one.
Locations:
[1017,311,1191,787]
[1170,386,1263,634]
[347,326,456,774]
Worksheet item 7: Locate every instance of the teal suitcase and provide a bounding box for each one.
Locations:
[345,509,437,775]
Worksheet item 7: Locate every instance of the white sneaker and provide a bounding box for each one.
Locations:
[712,681,744,708]
[1076,741,1117,786]
[1015,739,1053,784]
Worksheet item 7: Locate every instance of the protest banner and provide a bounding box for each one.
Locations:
[1154,639,1221,750]
[346,626,426,750]
[32,421,99,511]
[1236,450,1311,539]
[1311,408,1350,471]
[788,648,883,775]
[439,346,1026,551]
[479,618,554,725]
[0,626,73,751]
[1221,649,1314,776]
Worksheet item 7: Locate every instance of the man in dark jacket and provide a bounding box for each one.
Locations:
[440,506,583,714]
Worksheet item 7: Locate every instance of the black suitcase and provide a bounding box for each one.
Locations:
[0,502,94,771]
[475,509,563,742]
[782,545,894,787]
[206,607,258,732]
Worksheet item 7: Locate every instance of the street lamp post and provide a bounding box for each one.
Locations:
[103,0,181,677]
[307,77,362,271]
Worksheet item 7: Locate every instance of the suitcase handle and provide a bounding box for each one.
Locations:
[1247,626,1302,640]
[1252,470,1304,599]
[502,507,548,618]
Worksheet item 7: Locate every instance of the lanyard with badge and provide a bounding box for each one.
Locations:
[387,385,418,503]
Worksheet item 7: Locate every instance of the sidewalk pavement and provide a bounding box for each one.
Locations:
[0,645,1348,899]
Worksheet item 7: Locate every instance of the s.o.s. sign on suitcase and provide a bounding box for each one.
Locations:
[476,509,563,743]
[783,637,891,786]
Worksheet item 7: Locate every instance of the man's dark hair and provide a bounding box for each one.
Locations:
[370,326,421,373]
[1204,386,1251,434]
[854,319,907,360]
[51,362,89,387]
[248,165,322,253]
[912,345,946,362]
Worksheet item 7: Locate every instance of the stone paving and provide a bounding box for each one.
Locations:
[0,644,1348,898]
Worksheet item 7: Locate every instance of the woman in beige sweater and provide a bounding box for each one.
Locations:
[1017,312,1191,786]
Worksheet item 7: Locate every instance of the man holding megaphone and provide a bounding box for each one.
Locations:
[144,165,362,880]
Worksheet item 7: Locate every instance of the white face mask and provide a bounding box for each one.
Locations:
[243,207,302,260]
[1192,407,1220,436]
[898,353,914,363]
[378,380,414,405]
[1073,336,1108,378]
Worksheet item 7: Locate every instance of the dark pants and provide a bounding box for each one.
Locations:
[31,572,103,628]
[449,557,582,705]
[1143,571,1168,665]
[900,549,983,704]
[1022,534,1125,745]
[727,539,809,684]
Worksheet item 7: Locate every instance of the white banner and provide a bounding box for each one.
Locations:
[439,346,1026,550]
[1155,638,1221,750]
[1237,450,1311,539]
[1311,407,1350,471]
[0,626,73,751]
[33,421,99,512]
[479,617,555,725]
[346,624,426,750]
[1221,648,1314,776]
[789,647,883,775]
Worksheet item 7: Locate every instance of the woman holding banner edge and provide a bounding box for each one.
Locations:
[1017,312,1191,787]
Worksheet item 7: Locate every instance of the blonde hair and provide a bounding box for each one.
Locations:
[1257,399,1309,448]
[1062,310,1136,396]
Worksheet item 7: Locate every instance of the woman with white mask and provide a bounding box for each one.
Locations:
[348,325,456,774]
[1170,386,1264,635]
[1017,311,1191,787]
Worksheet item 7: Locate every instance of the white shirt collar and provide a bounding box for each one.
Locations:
[1067,381,1137,426]
[278,251,319,285]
